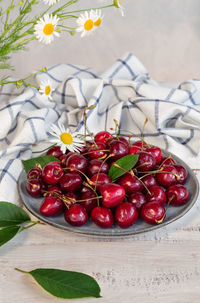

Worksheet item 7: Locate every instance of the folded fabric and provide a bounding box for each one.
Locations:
[0,53,200,204]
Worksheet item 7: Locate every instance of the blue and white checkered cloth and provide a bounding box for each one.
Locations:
[0,53,200,204]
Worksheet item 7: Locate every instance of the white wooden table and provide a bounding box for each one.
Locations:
[1,159,200,303]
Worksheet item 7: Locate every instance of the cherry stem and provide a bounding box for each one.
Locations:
[141,118,148,150]
[113,163,151,194]
[82,181,100,207]
[94,153,114,191]
[159,154,172,168]
[113,119,120,138]
[63,167,91,184]
[155,195,175,224]
[75,196,102,203]
[113,163,134,177]
[134,162,149,171]
[139,169,180,180]
[82,149,110,156]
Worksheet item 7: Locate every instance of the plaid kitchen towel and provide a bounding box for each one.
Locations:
[0,53,200,204]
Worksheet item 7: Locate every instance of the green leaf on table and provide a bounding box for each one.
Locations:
[22,155,59,173]
[16,268,101,299]
[108,154,139,181]
[0,226,22,246]
[0,202,30,227]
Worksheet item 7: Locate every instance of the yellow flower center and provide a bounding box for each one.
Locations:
[43,23,54,36]
[84,19,94,31]
[45,85,51,95]
[60,132,73,145]
[94,18,101,27]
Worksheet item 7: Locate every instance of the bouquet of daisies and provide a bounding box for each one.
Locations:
[0,0,124,91]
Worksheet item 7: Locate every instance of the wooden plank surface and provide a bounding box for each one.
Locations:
[1,169,200,303]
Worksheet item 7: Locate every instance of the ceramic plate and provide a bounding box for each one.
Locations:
[18,152,199,237]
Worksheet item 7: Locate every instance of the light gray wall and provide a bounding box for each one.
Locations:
[7,0,200,81]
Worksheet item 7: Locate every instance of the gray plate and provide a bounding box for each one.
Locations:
[18,153,199,237]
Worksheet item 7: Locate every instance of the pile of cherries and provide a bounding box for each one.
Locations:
[25,131,189,229]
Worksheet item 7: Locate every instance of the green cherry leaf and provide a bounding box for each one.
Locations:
[0,202,30,227]
[22,155,60,173]
[108,154,139,181]
[16,268,101,299]
[0,226,22,247]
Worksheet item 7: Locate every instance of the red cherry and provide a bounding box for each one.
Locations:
[166,184,189,206]
[133,140,148,149]
[91,206,114,228]
[42,161,64,185]
[88,142,107,159]
[79,141,93,154]
[118,136,129,147]
[174,165,188,185]
[64,204,88,226]
[80,191,98,213]
[100,183,125,208]
[141,174,158,188]
[145,146,162,165]
[66,153,88,173]
[26,179,43,197]
[118,173,143,194]
[27,168,42,180]
[136,151,156,172]
[156,165,179,188]
[45,185,62,197]
[94,131,113,145]
[115,202,138,228]
[129,145,141,155]
[59,154,69,167]
[59,173,82,192]
[90,173,111,191]
[40,196,63,216]
[87,159,109,177]
[128,191,147,210]
[109,140,129,160]
[145,185,167,205]
[80,186,94,194]
[140,202,165,224]
[46,146,63,158]
[64,191,78,203]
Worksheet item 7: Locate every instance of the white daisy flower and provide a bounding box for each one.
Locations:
[39,80,55,100]
[113,0,125,16]
[76,10,101,37]
[43,0,59,5]
[34,14,60,44]
[92,10,104,28]
[49,123,84,153]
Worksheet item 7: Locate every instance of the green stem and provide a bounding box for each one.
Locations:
[32,144,56,154]
[23,82,39,90]
[4,0,14,30]
[15,268,29,274]
[58,4,115,16]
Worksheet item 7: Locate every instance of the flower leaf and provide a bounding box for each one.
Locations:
[20,268,101,299]
[108,154,139,181]
[0,202,30,227]
[0,226,22,247]
[22,155,60,173]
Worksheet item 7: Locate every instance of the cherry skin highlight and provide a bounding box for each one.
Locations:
[64,204,88,226]
[140,202,165,225]
[91,206,114,228]
[115,202,139,228]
